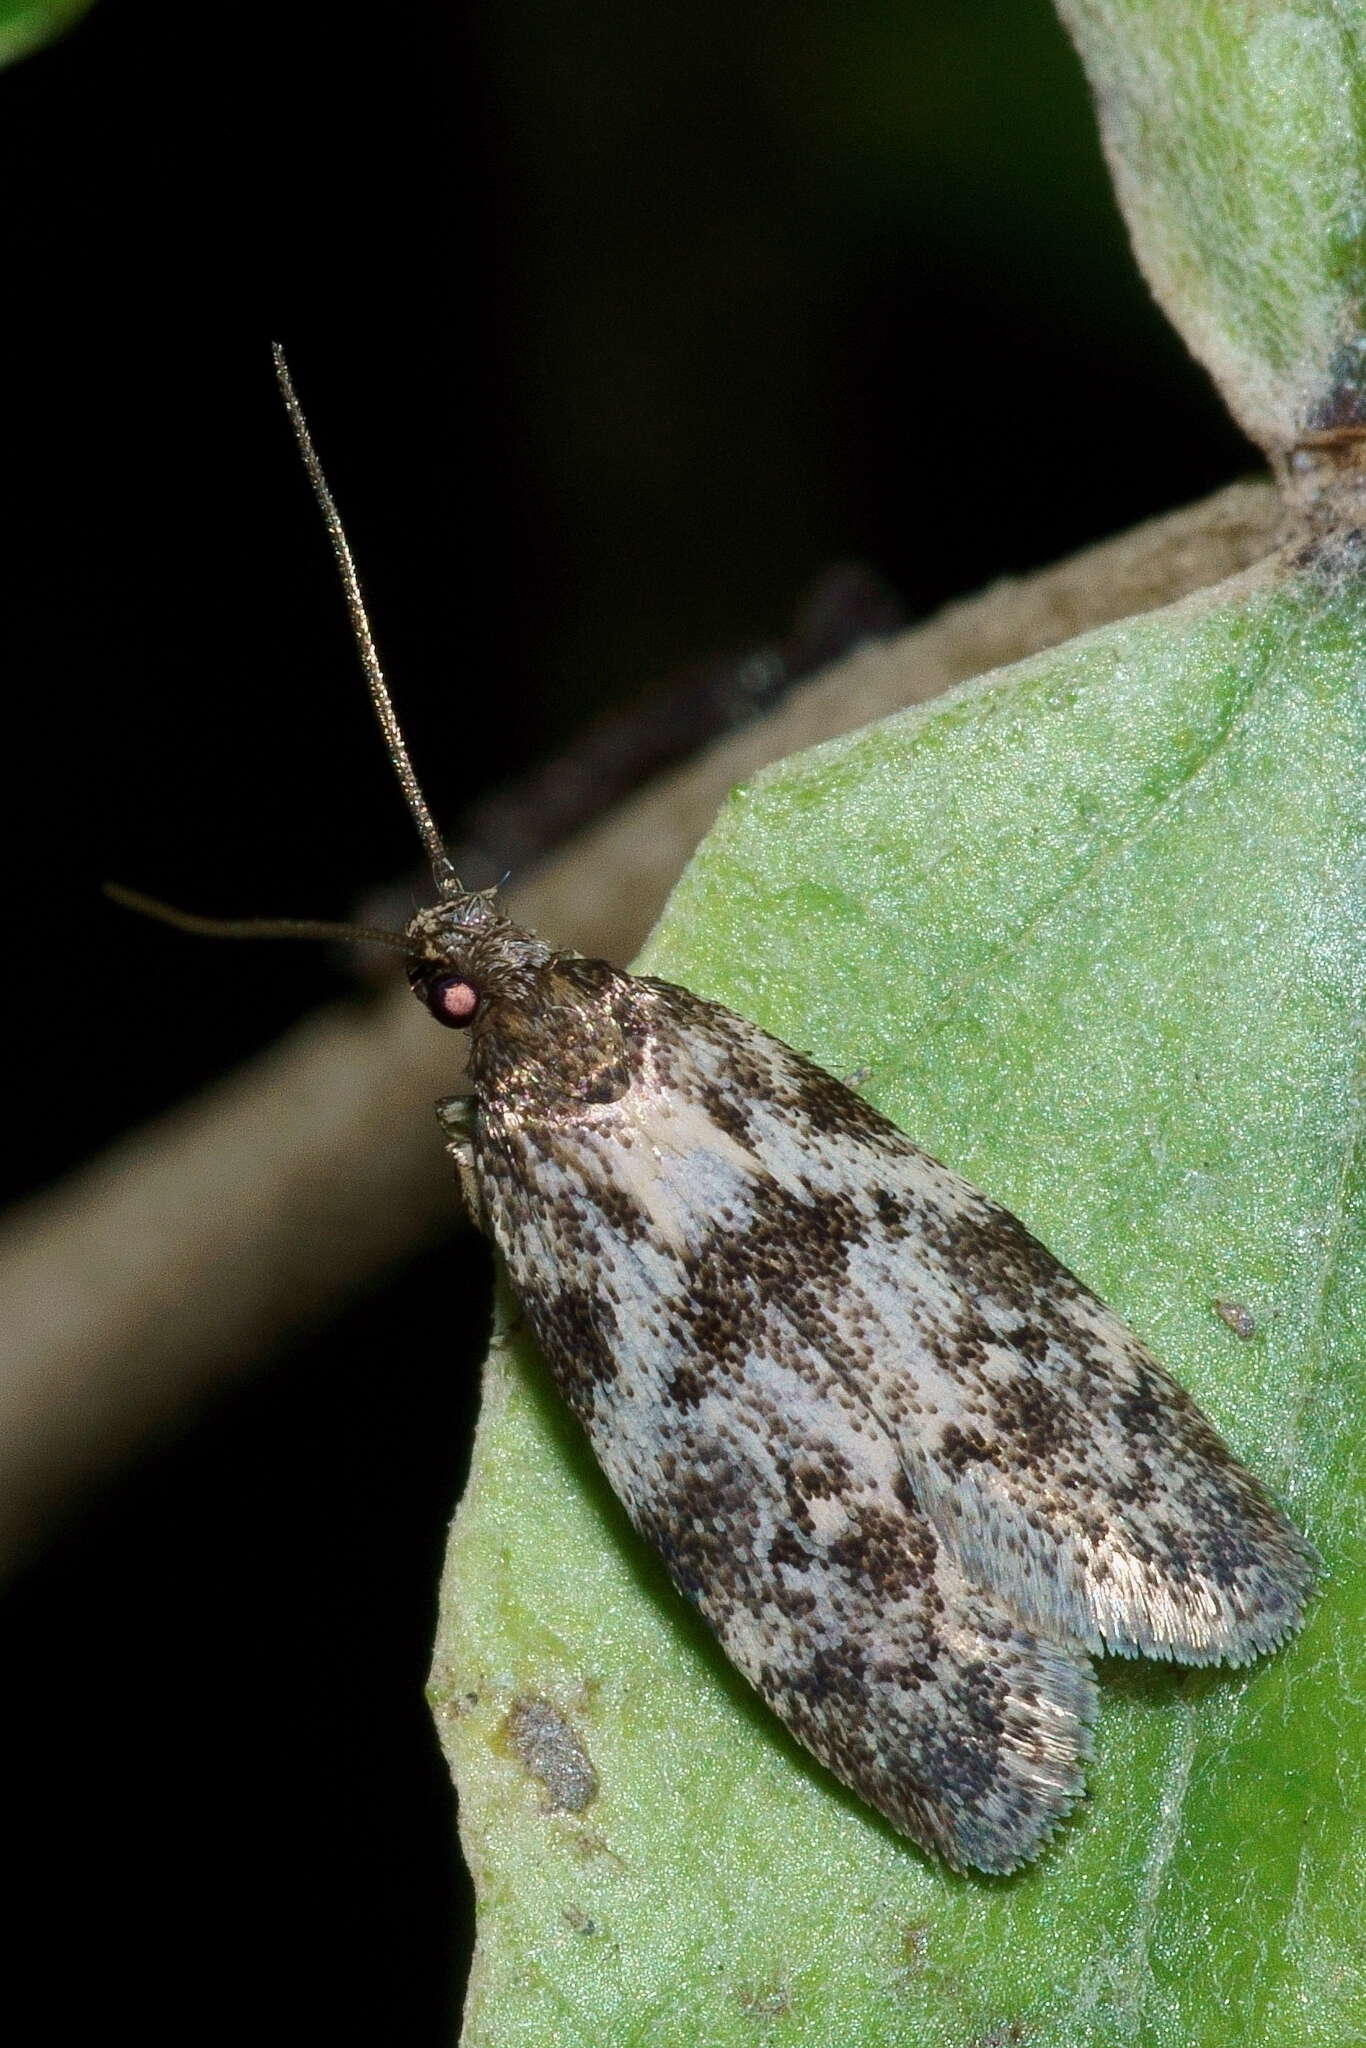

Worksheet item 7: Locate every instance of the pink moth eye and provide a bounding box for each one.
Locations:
[431,976,479,1026]
[410,967,480,1028]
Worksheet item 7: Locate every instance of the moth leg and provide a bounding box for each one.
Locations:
[435,1094,487,1233]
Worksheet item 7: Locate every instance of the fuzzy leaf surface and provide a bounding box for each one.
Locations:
[1056,0,1366,446]
[0,0,93,66]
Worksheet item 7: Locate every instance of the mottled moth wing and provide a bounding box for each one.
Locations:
[637,983,1318,1671]
[460,947,1314,1871]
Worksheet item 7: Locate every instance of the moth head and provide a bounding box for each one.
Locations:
[404,891,554,1030]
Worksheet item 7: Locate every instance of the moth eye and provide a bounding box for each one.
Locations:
[412,969,480,1028]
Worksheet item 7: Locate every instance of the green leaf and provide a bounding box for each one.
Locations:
[0,0,95,68]
[434,550,1363,2045]
[1055,1,1366,445]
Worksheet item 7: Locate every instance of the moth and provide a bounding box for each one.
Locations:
[114,351,1317,1874]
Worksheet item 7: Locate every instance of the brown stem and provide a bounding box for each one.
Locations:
[0,480,1278,1573]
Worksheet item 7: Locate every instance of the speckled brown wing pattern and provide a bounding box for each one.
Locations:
[462,951,1315,1872]
[642,983,1315,1671]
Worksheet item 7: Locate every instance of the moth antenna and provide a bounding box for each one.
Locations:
[271,343,462,899]
[104,882,419,955]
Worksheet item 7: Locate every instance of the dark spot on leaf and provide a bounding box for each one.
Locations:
[501,1697,599,1814]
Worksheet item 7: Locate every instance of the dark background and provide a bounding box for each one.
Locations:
[2,1,1252,2039]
